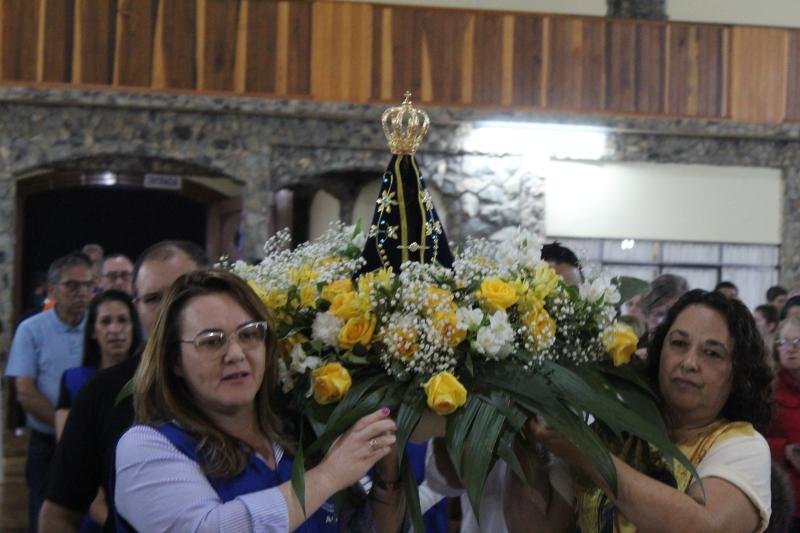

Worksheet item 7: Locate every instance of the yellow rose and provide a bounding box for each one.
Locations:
[338,314,377,350]
[425,286,454,313]
[434,308,466,347]
[311,363,352,404]
[476,278,519,312]
[329,291,370,320]
[423,372,467,415]
[321,279,354,303]
[390,328,418,359]
[532,262,560,300]
[298,283,318,309]
[522,306,556,349]
[602,323,639,366]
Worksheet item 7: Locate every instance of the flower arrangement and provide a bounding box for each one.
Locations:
[232,223,690,528]
[230,95,693,529]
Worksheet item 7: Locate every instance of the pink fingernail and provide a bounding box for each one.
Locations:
[382,407,391,416]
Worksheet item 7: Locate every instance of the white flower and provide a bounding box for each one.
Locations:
[457,307,484,329]
[351,231,367,249]
[277,358,295,393]
[580,273,621,305]
[311,312,344,347]
[475,311,515,358]
[289,343,321,374]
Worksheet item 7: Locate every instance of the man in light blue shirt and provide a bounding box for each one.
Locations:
[5,252,93,532]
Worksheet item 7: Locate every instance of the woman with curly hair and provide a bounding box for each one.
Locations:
[507,289,775,532]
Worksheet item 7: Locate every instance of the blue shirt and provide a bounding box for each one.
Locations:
[5,309,85,433]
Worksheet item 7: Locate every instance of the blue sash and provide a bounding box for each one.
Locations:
[157,423,339,533]
[64,366,97,402]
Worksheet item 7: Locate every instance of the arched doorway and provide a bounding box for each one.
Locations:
[14,169,243,325]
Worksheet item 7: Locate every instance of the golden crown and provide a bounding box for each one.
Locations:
[382,92,430,155]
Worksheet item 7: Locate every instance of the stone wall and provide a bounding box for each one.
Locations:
[1,85,800,343]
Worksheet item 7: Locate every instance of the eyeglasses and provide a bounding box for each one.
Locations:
[777,337,800,349]
[59,280,95,293]
[103,271,132,282]
[180,321,269,358]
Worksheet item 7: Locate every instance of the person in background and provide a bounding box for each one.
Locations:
[768,286,788,315]
[54,290,142,532]
[20,272,48,321]
[781,296,800,321]
[541,242,583,287]
[622,293,647,326]
[640,273,689,334]
[714,280,739,300]
[5,252,94,532]
[765,317,800,531]
[40,241,209,532]
[755,304,779,353]
[98,254,134,296]
[82,244,104,287]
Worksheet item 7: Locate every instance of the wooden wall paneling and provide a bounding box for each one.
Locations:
[245,0,276,93]
[784,30,800,121]
[350,4,373,102]
[667,24,697,115]
[389,7,422,102]
[199,0,239,91]
[1,0,40,81]
[286,0,311,95]
[729,27,787,122]
[419,10,467,103]
[310,1,334,99]
[40,0,75,82]
[511,14,543,106]
[369,5,384,100]
[74,0,116,84]
[158,0,196,89]
[580,18,605,111]
[635,23,665,113]
[546,17,578,109]
[471,12,503,105]
[114,0,155,87]
[547,18,606,111]
[695,26,724,116]
[605,20,636,113]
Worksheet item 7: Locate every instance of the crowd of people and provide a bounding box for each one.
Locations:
[4,240,800,532]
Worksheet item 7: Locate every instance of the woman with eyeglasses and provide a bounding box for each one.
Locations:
[54,289,142,531]
[114,269,404,532]
[765,317,800,531]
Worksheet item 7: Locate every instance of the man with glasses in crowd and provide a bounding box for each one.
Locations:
[39,240,209,532]
[5,252,94,532]
[98,254,134,295]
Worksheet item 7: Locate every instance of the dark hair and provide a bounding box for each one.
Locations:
[47,252,93,287]
[767,285,788,302]
[641,274,689,315]
[134,269,292,478]
[541,241,580,268]
[755,304,779,327]
[132,241,210,295]
[646,289,773,431]
[714,281,737,292]
[82,290,143,368]
[780,296,800,321]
